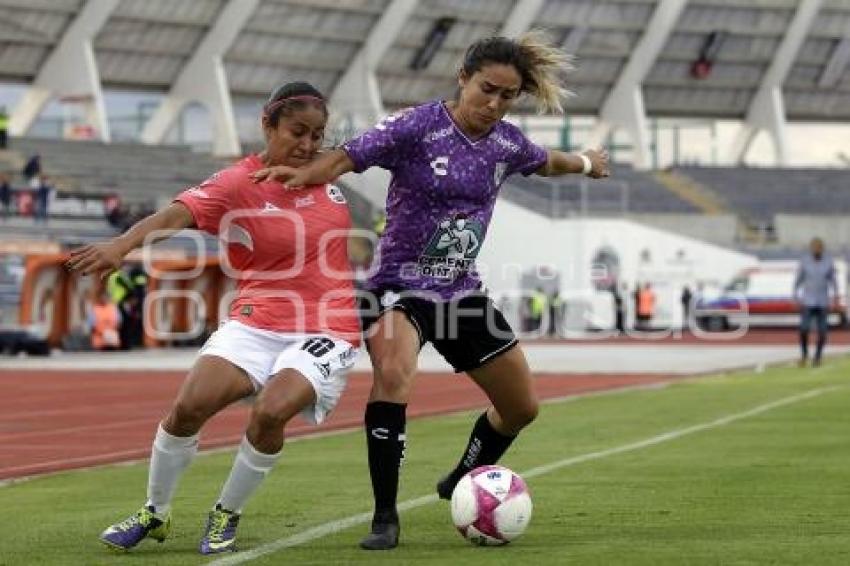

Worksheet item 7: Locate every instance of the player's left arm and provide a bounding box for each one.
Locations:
[828,263,839,304]
[536,148,609,178]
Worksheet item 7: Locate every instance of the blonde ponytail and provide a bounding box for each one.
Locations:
[516,30,574,114]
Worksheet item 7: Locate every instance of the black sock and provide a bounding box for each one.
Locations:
[365,401,407,522]
[800,331,809,359]
[446,412,516,487]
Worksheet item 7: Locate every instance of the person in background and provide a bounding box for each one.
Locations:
[0,172,10,220]
[88,289,122,351]
[548,290,562,336]
[613,283,625,334]
[34,175,51,223]
[794,237,838,367]
[530,287,547,334]
[22,154,41,188]
[372,210,386,237]
[681,285,693,330]
[636,283,655,331]
[0,106,8,149]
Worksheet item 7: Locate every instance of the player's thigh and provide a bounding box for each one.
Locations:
[467,345,538,431]
[170,355,255,423]
[271,335,359,425]
[366,310,421,401]
[252,368,317,427]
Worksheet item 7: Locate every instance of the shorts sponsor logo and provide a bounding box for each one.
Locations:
[314,361,331,379]
[338,346,358,364]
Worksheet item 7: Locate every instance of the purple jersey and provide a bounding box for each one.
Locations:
[343,100,547,299]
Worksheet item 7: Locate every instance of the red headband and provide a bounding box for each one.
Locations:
[263,95,325,117]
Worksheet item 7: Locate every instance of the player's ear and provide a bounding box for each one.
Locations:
[457,69,470,90]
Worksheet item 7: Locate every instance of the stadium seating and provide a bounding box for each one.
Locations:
[9,137,226,206]
[4,137,376,229]
[674,166,850,224]
[501,163,701,217]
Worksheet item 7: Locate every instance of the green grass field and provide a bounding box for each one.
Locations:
[3,358,850,565]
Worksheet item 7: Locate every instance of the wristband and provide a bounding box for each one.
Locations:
[579,153,592,175]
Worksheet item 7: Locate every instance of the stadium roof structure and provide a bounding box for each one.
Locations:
[1,0,849,166]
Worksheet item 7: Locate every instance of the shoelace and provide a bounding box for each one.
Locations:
[116,508,154,532]
[208,510,232,541]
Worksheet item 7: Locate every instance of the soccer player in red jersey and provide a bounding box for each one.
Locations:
[66,82,361,555]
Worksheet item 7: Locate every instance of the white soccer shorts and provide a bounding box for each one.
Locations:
[198,320,360,424]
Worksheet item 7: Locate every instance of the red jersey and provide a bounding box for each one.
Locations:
[175,155,360,345]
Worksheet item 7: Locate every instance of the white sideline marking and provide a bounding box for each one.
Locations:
[208,385,840,565]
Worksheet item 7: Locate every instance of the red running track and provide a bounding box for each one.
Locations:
[0,370,670,480]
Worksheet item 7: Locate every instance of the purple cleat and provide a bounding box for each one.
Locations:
[99,505,172,551]
[199,504,241,554]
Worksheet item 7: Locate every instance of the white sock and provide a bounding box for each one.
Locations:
[217,436,281,513]
[145,423,199,515]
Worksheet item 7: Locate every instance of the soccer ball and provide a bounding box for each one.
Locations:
[450,465,533,546]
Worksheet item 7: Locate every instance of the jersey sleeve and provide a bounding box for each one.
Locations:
[173,169,234,236]
[507,130,548,177]
[342,106,422,173]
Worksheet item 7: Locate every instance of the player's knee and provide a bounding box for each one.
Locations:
[374,356,415,400]
[250,397,291,432]
[167,399,211,434]
[510,400,539,430]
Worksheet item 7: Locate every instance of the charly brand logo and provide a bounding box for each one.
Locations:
[417,213,483,279]
[430,156,449,177]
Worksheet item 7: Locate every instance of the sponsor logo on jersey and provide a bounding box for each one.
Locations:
[326,184,347,204]
[423,126,453,144]
[295,194,315,208]
[492,133,520,153]
[416,213,483,279]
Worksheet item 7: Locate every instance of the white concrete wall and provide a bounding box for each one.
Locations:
[775,214,850,249]
[478,199,758,328]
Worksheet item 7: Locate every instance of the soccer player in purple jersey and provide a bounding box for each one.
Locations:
[253,32,609,549]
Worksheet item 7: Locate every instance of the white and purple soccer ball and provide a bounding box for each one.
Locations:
[450,465,533,546]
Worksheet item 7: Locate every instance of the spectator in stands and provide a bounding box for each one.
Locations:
[0,172,10,219]
[34,175,51,223]
[22,154,41,188]
[0,106,8,149]
[67,81,361,556]
[87,290,121,351]
[794,237,837,367]
[251,32,609,550]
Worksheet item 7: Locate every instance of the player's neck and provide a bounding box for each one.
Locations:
[445,101,490,140]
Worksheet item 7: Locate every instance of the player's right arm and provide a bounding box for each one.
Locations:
[65,202,194,277]
[251,149,355,188]
[252,107,420,188]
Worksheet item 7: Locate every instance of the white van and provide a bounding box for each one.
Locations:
[695,260,848,330]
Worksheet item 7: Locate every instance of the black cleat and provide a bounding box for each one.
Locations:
[359,519,400,550]
[436,473,457,501]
